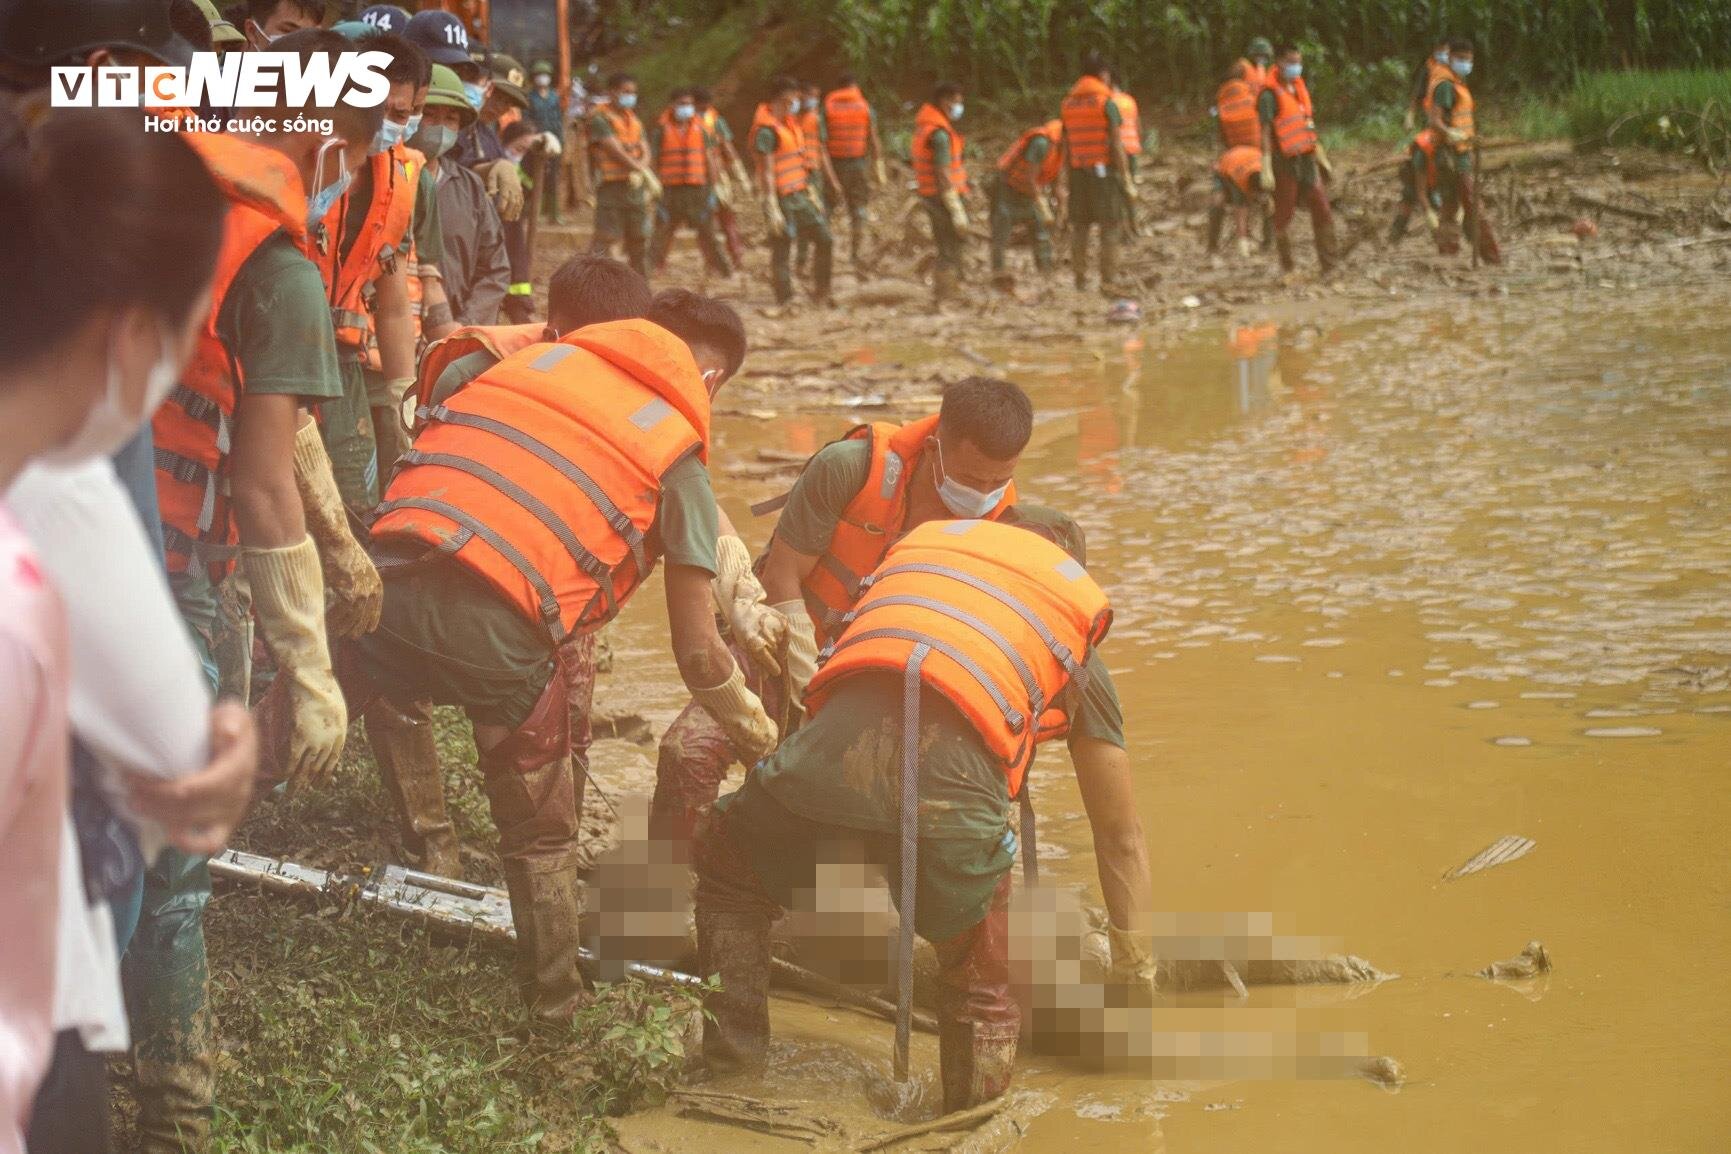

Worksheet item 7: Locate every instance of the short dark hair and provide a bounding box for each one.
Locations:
[667,85,690,102]
[648,289,747,378]
[691,84,714,104]
[500,120,534,147]
[932,81,962,104]
[1081,50,1108,78]
[607,70,635,91]
[938,377,1033,460]
[372,32,430,89]
[837,71,856,87]
[546,255,652,334]
[1276,42,1301,58]
[247,0,322,22]
[770,75,798,99]
[271,28,387,140]
[1450,37,1475,54]
[0,108,224,363]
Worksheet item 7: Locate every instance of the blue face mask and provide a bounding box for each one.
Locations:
[306,137,351,227]
[948,102,964,121]
[404,113,422,138]
[673,103,695,122]
[462,82,485,110]
[371,118,409,154]
[1436,50,1450,64]
[410,123,457,159]
[1452,58,1473,77]
[617,92,637,110]
[932,441,1007,518]
[1281,62,1303,80]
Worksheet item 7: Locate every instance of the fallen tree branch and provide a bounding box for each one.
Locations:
[853,1097,1008,1151]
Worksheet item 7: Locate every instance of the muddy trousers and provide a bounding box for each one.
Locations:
[1070,225,1120,291]
[1438,171,1501,264]
[590,182,651,279]
[922,196,966,300]
[769,189,832,304]
[651,186,732,276]
[989,180,1053,273]
[365,698,460,877]
[693,799,1019,1110]
[1272,160,1337,271]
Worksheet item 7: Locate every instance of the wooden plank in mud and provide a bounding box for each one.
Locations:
[1443,835,1536,880]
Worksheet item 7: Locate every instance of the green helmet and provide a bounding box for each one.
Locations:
[487,51,530,109]
[1247,37,1274,61]
[531,59,554,78]
[425,63,478,125]
[191,0,244,45]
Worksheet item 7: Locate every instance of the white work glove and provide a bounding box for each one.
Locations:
[1237,235,1253,259]
[1032,194,1054,226]
[1260,156,1276,190]
[1445,127,1469,146]
[712,535,788,678]
[485,159,524,221]
[291,420,381,639]
[774,598,820,705]
[764,194,787,236]
[1106,922,1157,1000]
[630,168,664,201]
[942,188,969,231]
[540,131,563,157]
[244,535,347,792]
[731,156,752,189]
[873,156,887,186]
[690,661,779,767]
[1425,205,1441,232]
[1313,142,1335,181]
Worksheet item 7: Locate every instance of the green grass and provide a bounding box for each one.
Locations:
[611,5,788,112]
[1566,69,1731,169]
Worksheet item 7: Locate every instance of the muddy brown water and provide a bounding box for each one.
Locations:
[590,280,1731,1151]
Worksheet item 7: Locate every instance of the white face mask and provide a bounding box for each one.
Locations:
[931,439,1007,518]
[45,324,179,465]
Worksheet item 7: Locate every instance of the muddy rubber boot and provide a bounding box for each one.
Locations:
[1315,217,1341,274]
[482,746,589,1023]
[938,1019,1020,1113]
[933,264,960,305]
[1098,233,1121,296]
[1475,215,1503,266]
[1275,231,1295,273]
[1387,212,1410,244]
[367,699,460,878]
[126,852,216,1154]
[1070,232,1089,291]
[1205,204,1225,253]
[696,908,773,1075]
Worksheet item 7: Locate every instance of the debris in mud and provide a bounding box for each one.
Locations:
[1356,1055,1407,1090]
[671,1088,842,1144]
[1444,835,1537,880]
[591,707,654,744]
[1478,941,1553,981]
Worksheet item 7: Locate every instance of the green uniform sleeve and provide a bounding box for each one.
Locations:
[428,349,498,408]
[930,128,951,176]
[755,124,777,156]
[588,112,615,140]
[1432,80,1456,114]
[655,455,720,575]
[714,116,733,144]
[1258,87,1278,128]
[773,439,872,556]
[1068,652,1125,749]
[411,167,444,267]
[219,237,342,402]
[1104,99,1122,130]
[817,105,829,145]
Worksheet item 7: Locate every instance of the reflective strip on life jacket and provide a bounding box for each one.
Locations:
[155,132,308,580]
[996,121,1063,197]
[752,104,807,195]
[372,319,712,638]
[1265,75,1317,158]
[1215,145,1264,195]
[797,108,821,174]
[1215,76,1261,149]
[1061,75,1114,168]
[1112,91,1142,156]
[910,103,967,197]
[794,414,1015,647]
[412,322,550,415]
[823,85,871,159]
[595,105,647,183]
[321,147,416,352]
[804,518,1112,797]
[657,113,709,186]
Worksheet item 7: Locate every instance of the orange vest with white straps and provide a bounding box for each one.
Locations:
[1215,70,1262,149]
[804,518,1112,798]
[153,133,308,580]
[1264,74,1317,157]
[1061,75,1114,168]
[1425,70,1475,152]
[657,110,709,186]
[373,319,711,641]
[911,103,967,197]
[1215,145,1264,195]
[797,106,822,175]
[1112,90,1142,156]
[996,120,1063,197]
[795,415,1015,647]
[410,322,548,416]
[594,105,647,183]
[318,145,417,355]
[823,85,871,160]
[360,142,427,372]
[753,103,808,196]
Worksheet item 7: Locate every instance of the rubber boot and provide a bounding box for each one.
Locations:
[939,1019,1020,1113]
[1387,211,1410,244]
[366,699,460,878]
[1205,204,1225,253]
[1098,232,1121,296]
[696,907,774,1074]
[126,851,216,1154]
[933,263,960,305]
[1474,214,1502,266]
[1275,230,1296,272]
[931,875,1019,1113]
[1071,231,1089,290]
[1315,216,1340,274]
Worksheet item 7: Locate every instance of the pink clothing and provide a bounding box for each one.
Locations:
[0,503,68,1152]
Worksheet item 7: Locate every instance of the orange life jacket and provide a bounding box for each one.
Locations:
[594,104,647,183]
[752,103,808,196]
[823,85,871,160]
[795,414,1015,646]
[373,319,711,640]
[1112,90,1142,156]
[1239,58,1269,91]
[1215,145,1264,195]
[153,133,308,580]
[996,120,1063,197]
[411,322,547,416]
[1425,70,1475,152]
[360,143,427,373]
[656,109,709,186]
[797,106,822,175]
[1060,74,1114,169]
[1422,56,1451,106]
[1410,129,1440,190]
[318,146,417,354]
[910,102,967,197]
[1264,74,1317,157]
[1215,70,1262,149]
[803,518,1112,798]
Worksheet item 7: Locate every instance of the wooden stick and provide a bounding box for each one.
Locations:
[771,957,940,1034]
[853,1098,1007,1152]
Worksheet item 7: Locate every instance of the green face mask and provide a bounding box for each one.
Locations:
[412,123,458,159]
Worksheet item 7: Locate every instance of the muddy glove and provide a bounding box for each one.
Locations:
[1444,127,1469,147]
[539,131,563,157]
[712,174,733,208]
[941,188,969,231]
[485,159,524,221]
[690,661,779,767]
[244,535,348,791]
[730,156,752,190]
[1106,922,1157,999]
[1313,142,1335,182]
[1260,155,1276,191]
[873,155,888,187]
[629,168,664,201]
[1032,194,1054,226]
[1425,205,1441,233]
[764,194,787,236]
[1237,235,1254,259]
[1115,165,1139,202]
[773,598,819,706]
[292,419,381,639]
[713,535,788,677]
